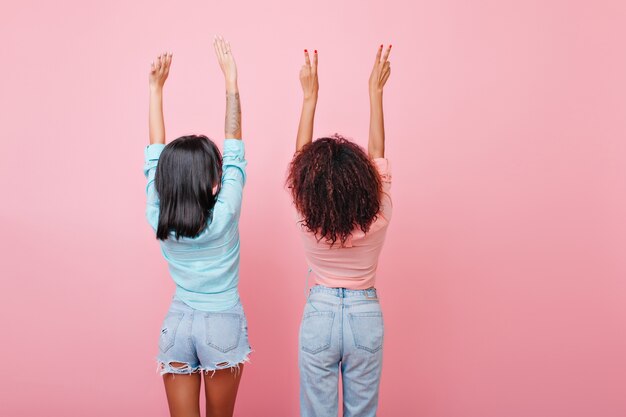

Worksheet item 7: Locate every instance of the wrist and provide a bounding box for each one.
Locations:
[303,94,318,104]
[150,85,163,95]
[225,80,238,93]
[369,89,383,99]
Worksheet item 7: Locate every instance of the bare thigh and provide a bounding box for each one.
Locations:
[163,363,202,417]
[203,365,244,417]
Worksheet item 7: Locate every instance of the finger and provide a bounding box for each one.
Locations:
[312,50,318,72]
[224,39,234,61]
[218,36,227,56]
[304,49,311,67]
[214,37,225,62]
[219,36,226,54]
[150,60,156,72]
[381,68,391,84]
[214,36,224,58]
[158,54,166,75]
[165,52,172,72]
[155,55,162,70]
[382,44,392,63]
[375,44,383,63]
[214,36,221,54]
[213,38,221,60]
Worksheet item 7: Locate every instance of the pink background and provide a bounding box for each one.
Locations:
[1,0,625,416]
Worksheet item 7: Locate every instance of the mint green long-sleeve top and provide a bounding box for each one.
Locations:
[144,139,247,311]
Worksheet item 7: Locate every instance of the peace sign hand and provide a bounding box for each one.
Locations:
[369,44,391,95]
[300,49,319,101]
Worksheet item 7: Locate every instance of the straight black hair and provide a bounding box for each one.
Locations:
[155,135,222,240]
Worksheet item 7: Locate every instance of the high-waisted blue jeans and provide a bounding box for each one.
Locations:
[299,285,384,417]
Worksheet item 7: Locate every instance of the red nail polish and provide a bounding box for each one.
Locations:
[304,49,308,52]
[389,44,392,48]
[380,44,383,48]
[314,50,317,53]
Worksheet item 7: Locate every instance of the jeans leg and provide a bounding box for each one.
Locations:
[341,301,384,417]
[299,298,340,417]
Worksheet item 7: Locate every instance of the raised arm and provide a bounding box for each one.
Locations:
[148,52,172,145]
[296,50,319,152]
[214,36,241,140]
[368,45,392,158]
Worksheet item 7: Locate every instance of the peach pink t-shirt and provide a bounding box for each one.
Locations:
[296,158,392,289]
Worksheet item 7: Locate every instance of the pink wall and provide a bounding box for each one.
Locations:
[1,0,625,416]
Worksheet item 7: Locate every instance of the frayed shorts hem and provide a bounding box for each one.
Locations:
[156,348,253,377]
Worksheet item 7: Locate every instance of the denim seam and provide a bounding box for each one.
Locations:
[187,310,194,351]
[339,299,344,357]
[306,298,335,308]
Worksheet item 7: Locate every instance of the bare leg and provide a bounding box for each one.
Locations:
[163,363,202,417]
[203,365,244,417]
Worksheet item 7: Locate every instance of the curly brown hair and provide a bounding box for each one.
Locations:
[287,134,383,246]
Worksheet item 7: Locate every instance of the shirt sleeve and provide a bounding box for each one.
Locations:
[372,157,392,222]
[143,144,166,230]
[215,139,248,218]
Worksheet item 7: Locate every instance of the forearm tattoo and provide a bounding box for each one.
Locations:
[225,91,241,138]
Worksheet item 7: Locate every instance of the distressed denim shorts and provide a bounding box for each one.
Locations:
[156,296,252,375]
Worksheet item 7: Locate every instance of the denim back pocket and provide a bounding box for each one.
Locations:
[348,312,384,353]
[159,312,185,353]
[300,311,335,354]
[204,313,243,353]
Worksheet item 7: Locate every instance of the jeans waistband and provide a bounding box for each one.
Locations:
[309,285,377,298]
[170,295,243,312]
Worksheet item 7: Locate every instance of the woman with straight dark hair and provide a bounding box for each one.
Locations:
[287,45,393,417]
[143,36,250,417]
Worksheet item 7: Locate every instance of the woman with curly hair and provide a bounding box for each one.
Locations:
[287,45,393,417]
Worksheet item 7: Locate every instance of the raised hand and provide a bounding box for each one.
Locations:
[148,52,172,145]
[369,45,391,96]
[300,49,319,100]
[213,36,241,139]
[368,45,391,158]
[213,35,238,91]
[296,49,318,151]
[149,52,173,91]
